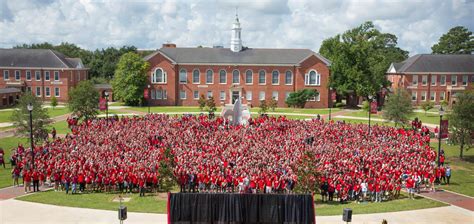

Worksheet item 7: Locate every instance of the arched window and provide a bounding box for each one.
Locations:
[152,68,166,83]
[179,69,187,84]
[232,70,240,84]
[305,70,320,86]
[192,69,200,84]
[245,70,253,84]
[219,70,227,84]
[272,70,279,84]
[206,69,213,84]
[258,70,266,84]
[285,71,293,85]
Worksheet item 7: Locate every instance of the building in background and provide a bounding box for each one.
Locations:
[0,48,88,104]
[387,54,474,105]
[144,14,331,108]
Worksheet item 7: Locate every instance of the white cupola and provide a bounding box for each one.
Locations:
[230,12,242,52]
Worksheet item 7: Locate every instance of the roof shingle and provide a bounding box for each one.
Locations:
[0,48,85,69]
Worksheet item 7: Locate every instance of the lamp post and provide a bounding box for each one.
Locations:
[438,106,445,167]
[104,92,109,123]
[27,103,34,170]
[367,95,373,136]
[147,84,151,114]
[329,87,333,121]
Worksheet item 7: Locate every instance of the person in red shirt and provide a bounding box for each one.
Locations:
[406,176,415,199]
[23,170,31,193]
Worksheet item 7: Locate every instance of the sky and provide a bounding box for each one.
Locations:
[0,0,473,55]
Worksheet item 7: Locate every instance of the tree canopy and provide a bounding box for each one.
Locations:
[68,80,100,121]
[285,89,318,108]
[448,90,474,159]
[431,26,474,54]
[319,21,408,107]
[11,92,52,142]
[382,89,413,126]
[112,52,150,106]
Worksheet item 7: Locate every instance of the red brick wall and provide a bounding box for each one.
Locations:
[146,52,331,108]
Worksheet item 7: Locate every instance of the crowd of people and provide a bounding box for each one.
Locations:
[7,114,439,202]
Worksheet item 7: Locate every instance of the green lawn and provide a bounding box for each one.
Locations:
[0,137,29,189]
[48,121,71,134]
[344,110,442,125]
[431,142,474,197]
[250,107,340,115]
[0,107,70,123]
[126,106,340,115]
[333,118,397,127]
[127,106,204,113]
[0,110,13,123]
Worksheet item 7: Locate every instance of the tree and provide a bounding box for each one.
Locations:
[448,90,474,159]
[382,89,413,126]
[205,96,217,113]
[68,80,100,121]
[432,26,474,54]
[198,94,207,111]
[294,151,321,194]
[258,100,268,115]
[158,147,177,191]
[112,52,150,106]
[285,89,318,108]
[420,101,434,115]
[319,21,408,107]
[268,97,278,112]
[50,96,58,110]
[11,92,52,143]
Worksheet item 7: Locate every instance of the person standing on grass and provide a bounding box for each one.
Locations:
[32,169,40,192]
[0,147,5,168]
[445,166,451,185]
[406,176,415,200]
[23,170,31,193]
[12,166,20,186]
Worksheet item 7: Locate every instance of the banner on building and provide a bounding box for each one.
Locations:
[144,89,149,100]
[370,101,378,114]
[99,98,107,111]
[440,120,449,139]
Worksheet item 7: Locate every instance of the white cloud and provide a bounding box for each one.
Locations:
[0,0,472,55]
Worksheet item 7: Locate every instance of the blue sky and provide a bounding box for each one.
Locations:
[0,0,473,55]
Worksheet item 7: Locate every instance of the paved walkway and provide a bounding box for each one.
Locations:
[419,189,474,211]
[0,113,71,138]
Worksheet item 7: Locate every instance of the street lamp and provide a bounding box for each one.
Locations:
[104,92,109,123]
[438,106,445,167]
[147,84,151,114]
[27,103,34,170]
[367,95,373,136]
[329,87,333,121]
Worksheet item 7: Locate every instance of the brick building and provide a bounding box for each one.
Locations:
[387,54,474,105]
[144,14,331,108]
[0,48,88,103]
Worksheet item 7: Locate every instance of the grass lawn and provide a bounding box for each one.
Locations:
[48,121,71,134]
[0,108,70,123]
[333,118,397,127]
[17,190,167,214]
[314,192,447,216]
[344,110,443,125]
[126,106,340,115]
[127,106,204,113]
[431,142,474,197]
[250,107,340,115]
[0,137,29,189]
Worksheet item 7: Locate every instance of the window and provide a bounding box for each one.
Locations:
[152,68,166,83]
[272,71,279,85]
[45,87,50,97]
[411,92,417,101]
[220,91,226,100]
[156,90,163,99]
[440,75,446,86]
[272,91,278,100]
[179,90,186,99]
[422,75,427,86]
[3,70,9,80]
[412,75,418,86]
[462,75,468,86]
[305,70,320,86]
[54,71,60,81]
[35,71,41,81]
[232,70,240,84]
[207,91,213,99]
[163,90,167,99]
[285,92,291,100]
[206,70,213,84]
[36,87,41,96]
[245,70,253,84]
[431,75,437,86]
[151,89,156,99]
[451,75,457,86]
[26,71,31,81]
[219,70,226,84]
[259,91,265,100]
[421,91,426,101]
[440,92,445,101]
[285,71,293,85]
[45,71,50,81]
[15,70,20,80]
[316,93,321,101]
[430,92,436,101]
[54,87,60,97]
[192,69,200,84]
[246,91,252,101]
[193,90,199,99]
[258,70,266,84]
[179,69,187,84]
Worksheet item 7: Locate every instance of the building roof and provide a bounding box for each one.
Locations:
[145,47,331,66]
[0,88,21,94]
[388,54,474,74]
[0,48,86,69]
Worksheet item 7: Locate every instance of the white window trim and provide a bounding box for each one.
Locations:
[285,92,291,100]
[422,75,427,86]
[305,70,321,86]
[179,69,187,84]
[36,87,41,97]
[219,70,227,84]
[45,71,50,81]
[15,70,20,80]
[258,70,266,85]
[451,75,457,86]
[54,71,60,81]
[245,70,253,85]
[421,91,427,101]
[193,90,199,100]
[440,75,446,86]
[163,90,168,99]
[272,91,278,100]
[156,89,163,100]
[192,69,200,84]
[54,87,60,97]
[151,68,167,84]
[220,91,226,100]
[35,71,41,81]
[206,70,214,84]
[412,92,417,101]
[45,87,51,97]
[259,91,265,101]
[316,93,321,102]
[412,75,418,86]
[3,70,9,80]
[285,71,293,85]
[232,70,240,84]
[207,91,213,99]
[462,75,468,86]
[431,75,437,86]
[26,70,31,81]
[246,91,252,101]
[440,92,445,101]
[430,92,436,101]
[151,89,156,100]
[271,70,280,85]
[179,90,186,100]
